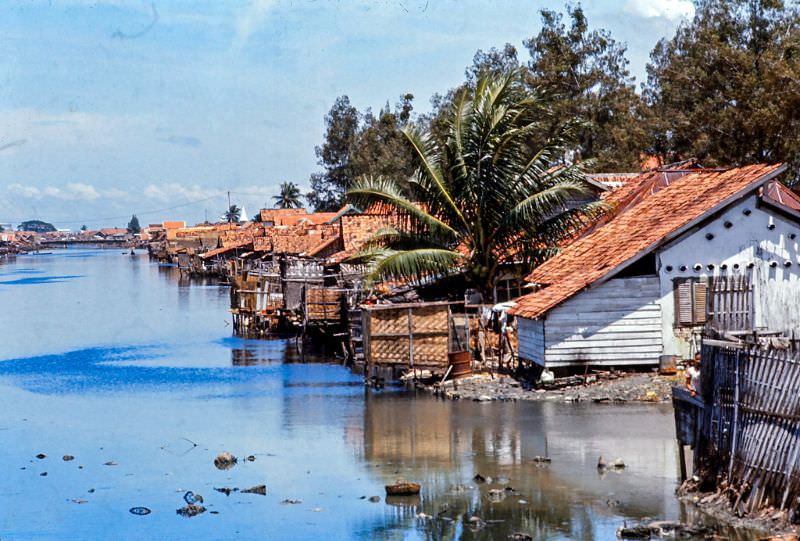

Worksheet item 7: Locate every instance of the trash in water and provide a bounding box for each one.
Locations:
[214,452,237,470]
[129,507,151,516]
[183,491,203,504]
[62,455,74,462]
[176,504,206,518]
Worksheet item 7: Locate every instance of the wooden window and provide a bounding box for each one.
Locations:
[674,278,709,327]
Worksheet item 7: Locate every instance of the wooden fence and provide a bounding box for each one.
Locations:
[691,336,800,514]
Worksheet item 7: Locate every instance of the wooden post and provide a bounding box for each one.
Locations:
[728,350,740,480]
[407,307,414,369]
[678,444,688,482]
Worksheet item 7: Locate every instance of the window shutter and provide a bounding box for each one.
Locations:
[675,281,694,326]
[693,281,708,324]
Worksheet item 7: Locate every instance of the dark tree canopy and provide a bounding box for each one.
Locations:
[308,94,418,211]
[307,96,360,211]
[18,220,56,233]
[644,0,800,177]
[523,5,649,172]
[127,214,141,234]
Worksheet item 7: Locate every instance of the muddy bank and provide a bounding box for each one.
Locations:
[423,371,684,403]
[677,483,796,540]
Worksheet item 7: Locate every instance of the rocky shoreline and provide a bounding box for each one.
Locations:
[423,370,682,404]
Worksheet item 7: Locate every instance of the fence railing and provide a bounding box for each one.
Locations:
[695,336,800,514]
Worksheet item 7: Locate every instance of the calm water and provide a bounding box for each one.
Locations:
[0,249,751,540]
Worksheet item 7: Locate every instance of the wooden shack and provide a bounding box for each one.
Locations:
[362,301,469,381]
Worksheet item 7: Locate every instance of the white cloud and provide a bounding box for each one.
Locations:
[623,0,694,20]
[143,182,219,203]
[233,0,276,49]
[8,182,101,201]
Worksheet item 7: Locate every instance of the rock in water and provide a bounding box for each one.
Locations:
[176,504,206,518]
[214,452,237,470]
[241,485,266,495]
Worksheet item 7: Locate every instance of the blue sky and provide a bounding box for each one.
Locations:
[0,0,693,229]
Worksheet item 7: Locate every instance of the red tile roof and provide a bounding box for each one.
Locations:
[765,181,800,211]
[509,163,787,319]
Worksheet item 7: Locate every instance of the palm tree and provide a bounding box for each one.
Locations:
[273,182,303,209]
[348,69,602,300]
[224,204,241,223]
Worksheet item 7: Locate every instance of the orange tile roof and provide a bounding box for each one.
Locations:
[509,163,787,319]
[162,221,186,229]
[765,181,800,211]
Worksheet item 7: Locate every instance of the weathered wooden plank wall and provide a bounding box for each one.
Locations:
[542,276,662,367]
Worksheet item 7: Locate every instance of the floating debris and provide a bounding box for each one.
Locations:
[245,455,256,462]
[473,474,488,483]
[368,496,380,503]
[103,461,118,466]
[183,491,203,504]
[62,455,74,462]
[36,453,46,460]
[176,504,206,518]
[241,485,266,495]
[385,482,420,496]
[129,507,151,516]
[40,472,47,476]
[281,499,302,505]
[71,499,88,504]
[214,452,237,470]
[214,487,238,496]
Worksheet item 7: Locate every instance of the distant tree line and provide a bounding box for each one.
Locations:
[306,0,800,210]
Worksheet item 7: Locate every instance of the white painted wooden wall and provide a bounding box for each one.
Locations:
[516,276,662,368]
[517,317,544,365]
[542,276,662,367]
[658,194,800,356]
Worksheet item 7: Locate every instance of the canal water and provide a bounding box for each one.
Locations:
[0,249,754,540]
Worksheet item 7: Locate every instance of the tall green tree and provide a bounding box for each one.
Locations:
[348,70,601,299]
[127,214,141,234]
[645,0,800,176]
[307,96,360,211]
[273,182,304,209]
[523,5,649,171]
[349,94,417,189]
[224,205,241,223]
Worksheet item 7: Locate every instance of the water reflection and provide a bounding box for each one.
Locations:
[0,249,762,541]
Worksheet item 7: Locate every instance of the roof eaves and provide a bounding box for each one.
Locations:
[587,163,787,292]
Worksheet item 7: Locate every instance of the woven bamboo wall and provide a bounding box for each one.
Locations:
[306,288,341,321]
[364,302,457,370]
